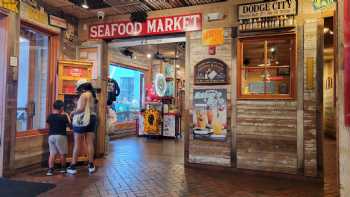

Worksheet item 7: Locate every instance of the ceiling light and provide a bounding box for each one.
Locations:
[147,54,152,59]
[176,64,180,68]
[81,0,89,9]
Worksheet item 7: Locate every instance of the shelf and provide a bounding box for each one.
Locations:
[62,76,84,81]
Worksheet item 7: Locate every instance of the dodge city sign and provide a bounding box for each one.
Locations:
[89,13,202,39]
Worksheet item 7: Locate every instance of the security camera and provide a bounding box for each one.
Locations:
[97,11,105,21]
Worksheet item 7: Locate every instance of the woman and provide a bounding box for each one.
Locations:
[67,79,97,174]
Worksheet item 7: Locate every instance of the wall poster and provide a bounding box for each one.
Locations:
[194,58,228,85]
[193,88,227,141]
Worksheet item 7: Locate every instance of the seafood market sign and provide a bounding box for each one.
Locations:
[89,13,202,39]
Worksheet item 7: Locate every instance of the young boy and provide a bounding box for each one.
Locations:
[46,100,71,176]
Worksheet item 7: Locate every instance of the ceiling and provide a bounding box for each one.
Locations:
[43,0,226,19]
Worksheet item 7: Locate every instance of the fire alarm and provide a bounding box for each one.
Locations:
[208,46,216,55]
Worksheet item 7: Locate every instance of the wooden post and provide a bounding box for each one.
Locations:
[1,12,19,177]
[96,41,108,157]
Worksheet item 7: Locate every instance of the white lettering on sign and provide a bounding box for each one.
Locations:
[89,14,202,39]
[238,0,297,20]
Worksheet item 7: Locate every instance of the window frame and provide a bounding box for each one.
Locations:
[237,33,296,100]
[16,22,59,136]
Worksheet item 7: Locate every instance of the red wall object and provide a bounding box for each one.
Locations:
[345,0,350,126]
[89,14,202,39]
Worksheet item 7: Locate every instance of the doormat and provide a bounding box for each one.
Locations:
[0,178,55,197]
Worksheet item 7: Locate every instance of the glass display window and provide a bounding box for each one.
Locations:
[238,34,296,99]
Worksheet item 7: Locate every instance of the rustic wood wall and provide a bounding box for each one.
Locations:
[337,0,350,195]
[236,101,298,174]
[186,29,232,167]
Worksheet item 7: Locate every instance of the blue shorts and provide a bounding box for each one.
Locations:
[73,115,97,133]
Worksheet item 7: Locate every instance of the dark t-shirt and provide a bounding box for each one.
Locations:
[107,78,120,103]
[47,114,69,136]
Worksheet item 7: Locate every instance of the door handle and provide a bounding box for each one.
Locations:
[27,101,35,117]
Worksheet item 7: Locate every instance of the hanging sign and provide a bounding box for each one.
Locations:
[238,0,297,32]
[0,0,18,13]
[344,0,350,126]
[194,58,228,85]
[312,0,335,10]
[49,15,67,29]
[238,0,297,20]
[202,28,224,46]
[89,13,202,39]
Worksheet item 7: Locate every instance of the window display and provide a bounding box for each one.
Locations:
[238,34,295,99]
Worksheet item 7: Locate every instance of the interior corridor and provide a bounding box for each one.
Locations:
[11,137,323,197]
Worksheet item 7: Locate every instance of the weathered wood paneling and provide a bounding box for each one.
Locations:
[303,20,319,177]
[14,135,49,169]
[236,100,298,174]
[187,29,232,167]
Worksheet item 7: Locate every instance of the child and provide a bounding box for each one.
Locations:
[46,100,71,176]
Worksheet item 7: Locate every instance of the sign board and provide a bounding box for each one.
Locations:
[0,0,18,13]
[238,0,297,32]
[238,0,297,20]
[163,114,176,137]
[345,0,350,126]
[193,88,227,141]
[49,15,67,29]
[194,58,228,85]
[89,13,202,39]
[313,0,335,10]
[202,28,224,46]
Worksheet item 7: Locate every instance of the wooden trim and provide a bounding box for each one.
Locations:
[237,33,297,100]
[20,20,59,36]
[110,61,149,72]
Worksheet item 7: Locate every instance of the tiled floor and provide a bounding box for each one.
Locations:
[12,137,323,197]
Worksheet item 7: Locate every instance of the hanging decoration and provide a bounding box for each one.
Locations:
[154,73,167,97]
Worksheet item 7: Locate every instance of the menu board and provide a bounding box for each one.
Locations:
[194,58,228,85]
[193,88,227,141]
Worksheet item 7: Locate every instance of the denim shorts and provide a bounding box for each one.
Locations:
[73,115,97,133]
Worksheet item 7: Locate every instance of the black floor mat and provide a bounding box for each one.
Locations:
[0,178,55,197]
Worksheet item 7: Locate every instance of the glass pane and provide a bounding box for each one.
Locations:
[109,65,143,123]
[17,28,49,131]
[241,41,266,95]
[17,37,30,131]
[267,38,293,95]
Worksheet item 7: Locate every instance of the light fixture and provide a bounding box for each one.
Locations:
[81,0,89,9]
[147,53,152,59]
[176,64,180,69]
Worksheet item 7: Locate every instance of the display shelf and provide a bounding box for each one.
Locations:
[57,60,93,162]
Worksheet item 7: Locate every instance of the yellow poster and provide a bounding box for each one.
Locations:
[144,108,161,135]
[202,28,224,46]
[0,0,18,13]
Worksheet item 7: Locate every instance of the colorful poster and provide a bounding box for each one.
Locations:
[193,88,227,141]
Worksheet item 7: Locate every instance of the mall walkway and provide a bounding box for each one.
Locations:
[11,137,323,197]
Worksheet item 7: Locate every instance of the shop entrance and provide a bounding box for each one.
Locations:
[108,64,144,139]
[106,36,186,155]
[321,16,339,196]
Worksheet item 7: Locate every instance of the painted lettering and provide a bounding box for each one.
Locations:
[98,25,104,38]
[164,18,173,32]
[173,16,182,31]
[147,19,157,33]
[90,26,97,38]
[157,19,164,32]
